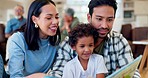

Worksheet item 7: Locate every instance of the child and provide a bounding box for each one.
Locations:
[62,23,108,78]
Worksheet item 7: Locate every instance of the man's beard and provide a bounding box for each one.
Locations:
[97,28,111,39]
[15,16,22,19]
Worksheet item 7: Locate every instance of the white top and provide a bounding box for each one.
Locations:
[62,54,108,78]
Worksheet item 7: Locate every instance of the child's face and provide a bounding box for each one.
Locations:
[72,36,95,61]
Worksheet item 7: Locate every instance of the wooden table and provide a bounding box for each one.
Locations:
[133,40,148,73]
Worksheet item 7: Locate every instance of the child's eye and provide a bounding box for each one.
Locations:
[89,44,94,47]
[80,46,84,48]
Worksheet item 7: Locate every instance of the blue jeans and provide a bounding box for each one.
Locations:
[0,55,9,78]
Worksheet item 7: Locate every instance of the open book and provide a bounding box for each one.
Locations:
[106,55,142,78]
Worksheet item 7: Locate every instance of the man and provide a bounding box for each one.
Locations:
[5,4,26,38]
[48,0,141,78]
[60,8,79,42]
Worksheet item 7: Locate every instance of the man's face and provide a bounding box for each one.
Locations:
[14,6,24,18]
[87,5,115,38]
[63,14,72,22]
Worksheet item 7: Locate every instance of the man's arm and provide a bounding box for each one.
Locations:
[5,33,11,38]
[118,34,141,78]
[47,37,76,77]
[5,20,12,38]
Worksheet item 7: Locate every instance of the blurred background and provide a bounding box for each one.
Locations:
[0,0,148,32]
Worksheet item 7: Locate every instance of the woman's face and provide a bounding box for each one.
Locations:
[34,3,59,39]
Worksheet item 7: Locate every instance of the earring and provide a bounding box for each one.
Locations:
[35,23,38,28]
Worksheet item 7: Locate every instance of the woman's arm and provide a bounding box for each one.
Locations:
[26,73,45,78]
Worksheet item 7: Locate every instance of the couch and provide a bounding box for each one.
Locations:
[121,24,148,58]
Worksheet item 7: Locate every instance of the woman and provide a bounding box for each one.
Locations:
[6,0,60,78]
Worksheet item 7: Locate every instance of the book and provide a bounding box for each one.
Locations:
[106,55,142,78]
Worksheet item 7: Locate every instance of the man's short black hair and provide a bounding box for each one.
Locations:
[88,0,117,16]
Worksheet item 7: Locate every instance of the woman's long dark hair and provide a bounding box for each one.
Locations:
[24,0,61,51]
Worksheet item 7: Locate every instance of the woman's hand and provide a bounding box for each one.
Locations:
[26,73,46,78]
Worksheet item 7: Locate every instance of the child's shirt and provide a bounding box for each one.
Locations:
[62,54,108,78]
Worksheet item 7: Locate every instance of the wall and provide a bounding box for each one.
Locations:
[0,9,7,24]
[22,0,34,18]
[112,0,124,32]
[134,1,148,27]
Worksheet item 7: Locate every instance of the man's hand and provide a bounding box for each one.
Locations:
[64,22,71,33]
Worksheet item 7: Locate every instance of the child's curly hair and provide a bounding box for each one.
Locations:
[69,23,99,47]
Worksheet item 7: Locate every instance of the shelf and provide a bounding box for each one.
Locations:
[124,8,134,11]
[123,0,134,22]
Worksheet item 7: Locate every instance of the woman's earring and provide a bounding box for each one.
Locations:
[35,23,38,28]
